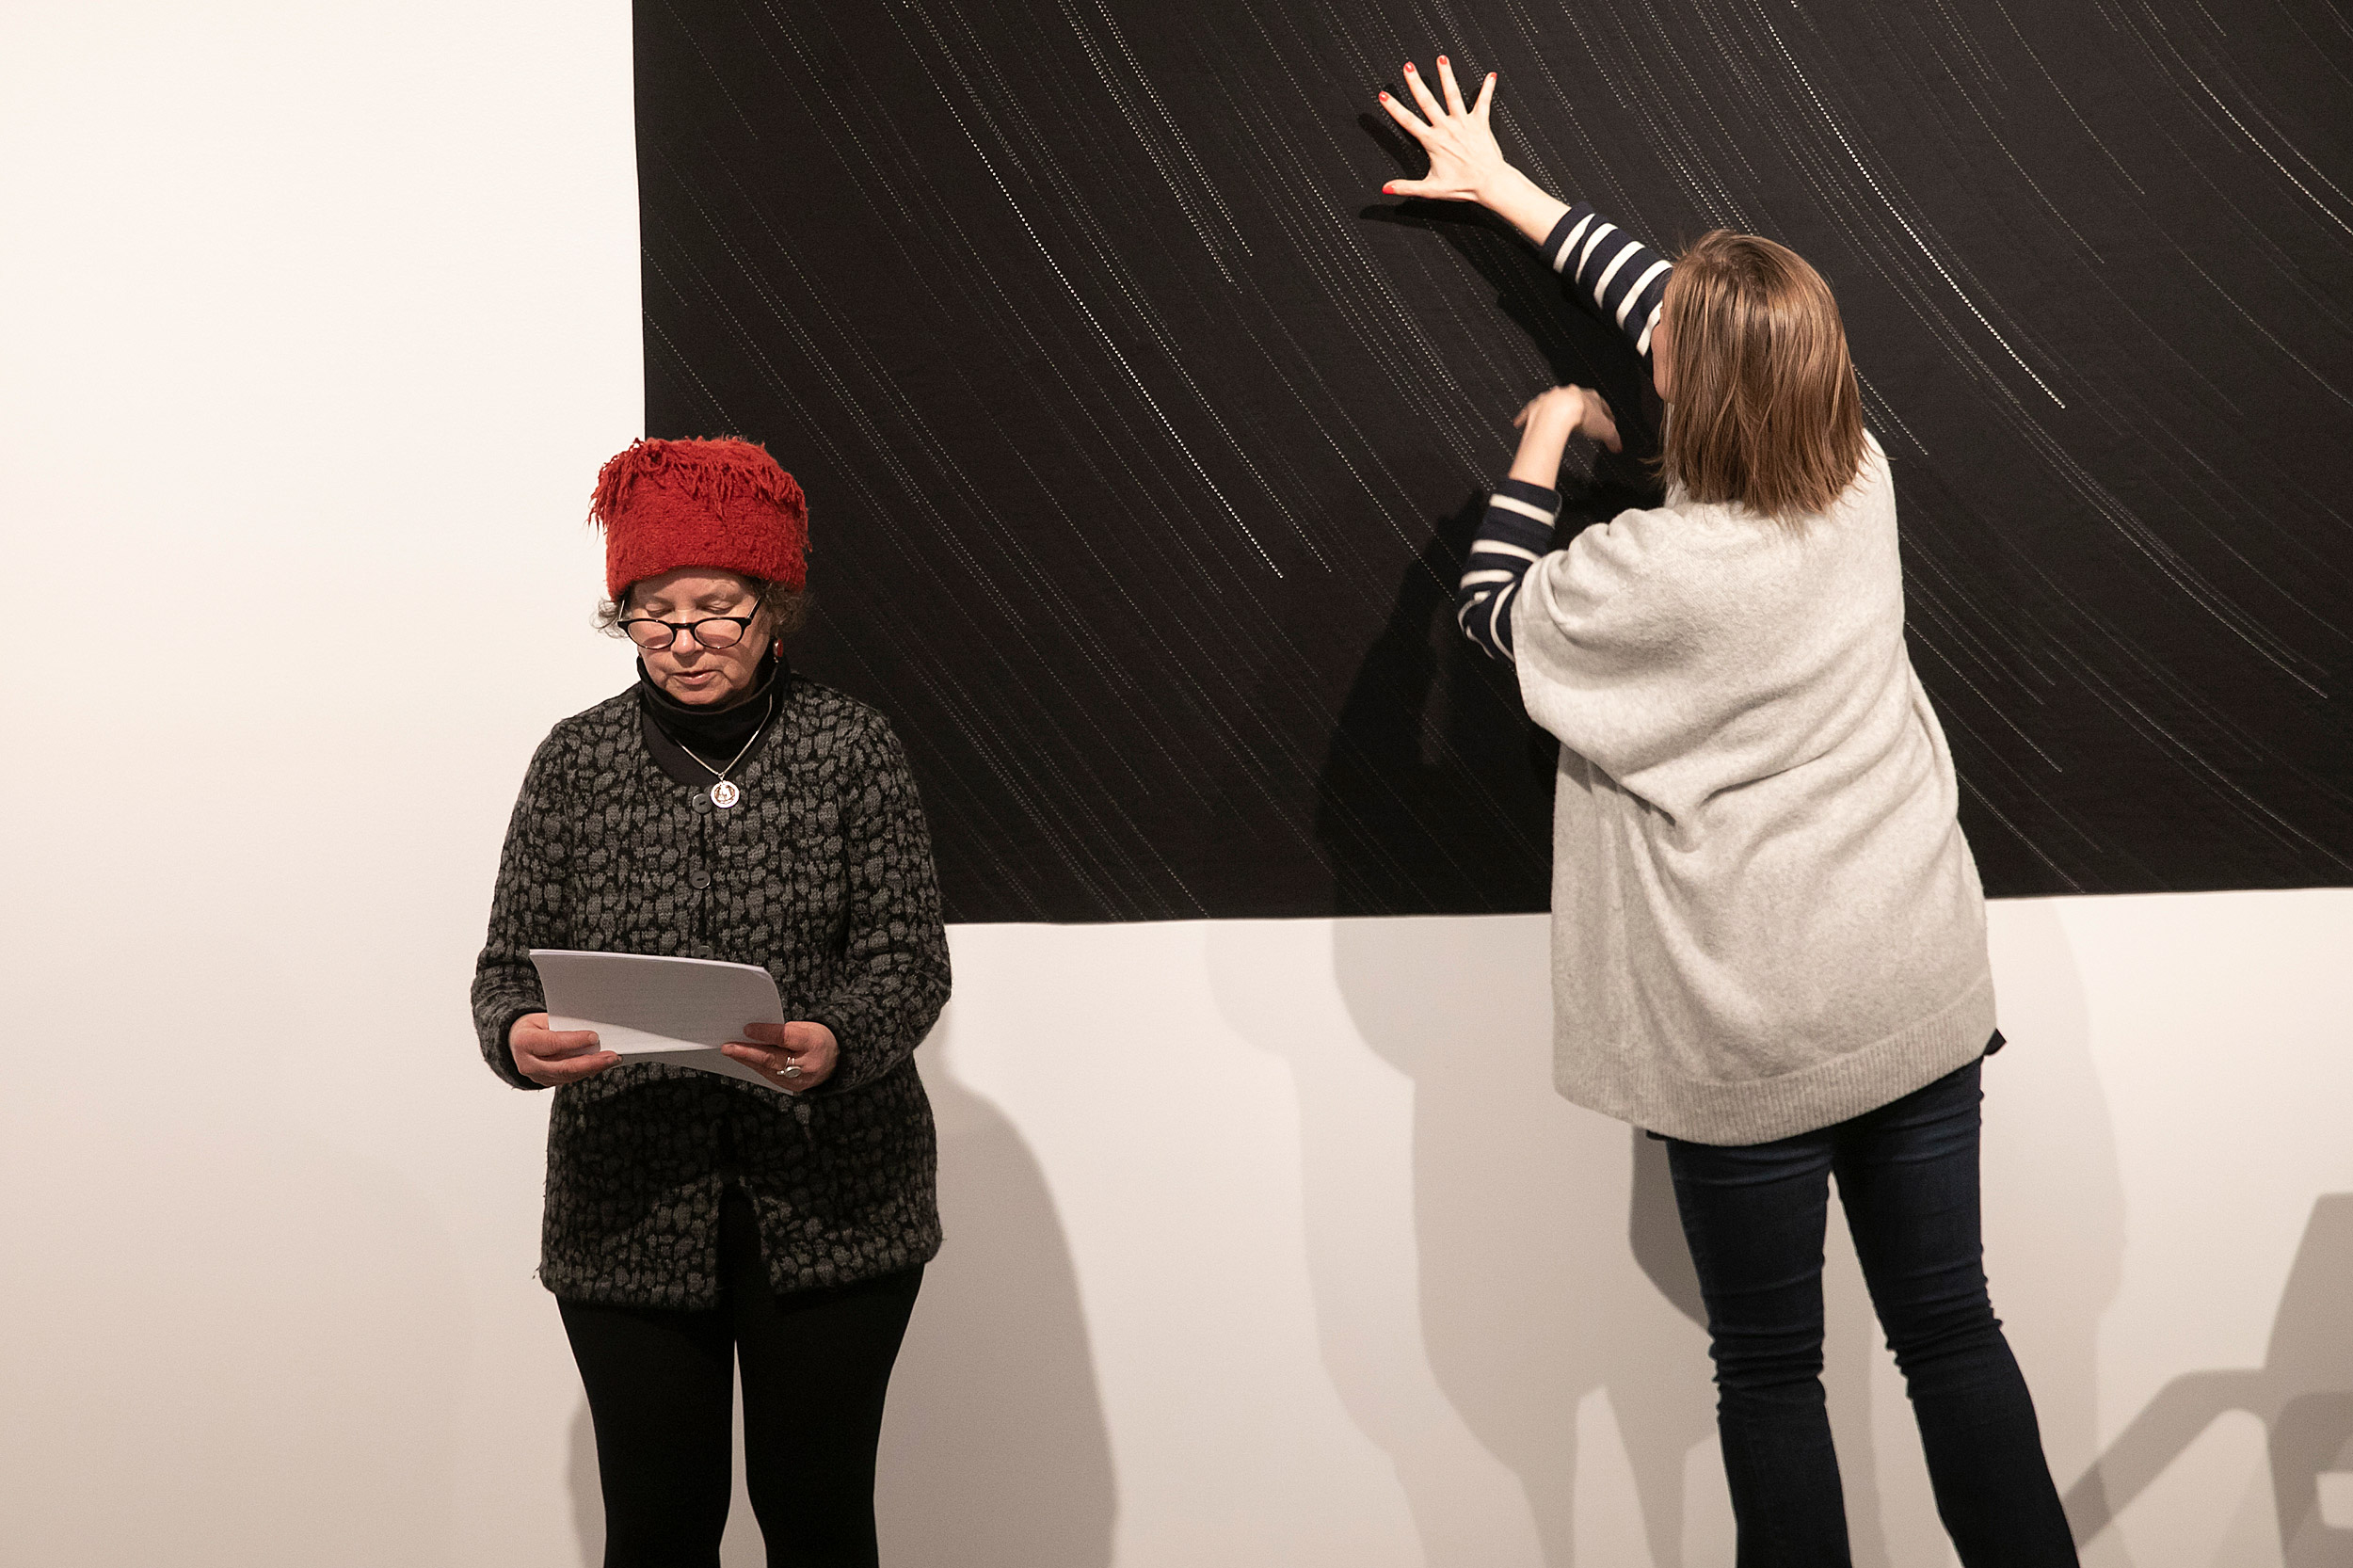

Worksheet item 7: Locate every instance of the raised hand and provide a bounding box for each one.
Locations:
[1379,56,1505,204]
[1376,56,1569,246]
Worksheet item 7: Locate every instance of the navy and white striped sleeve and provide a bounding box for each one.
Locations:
[1455,478,1560,664]
[1539,202,1673,360]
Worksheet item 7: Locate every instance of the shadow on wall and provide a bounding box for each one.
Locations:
[2067,1192,2353,1566]
[568,1407,598,1564]
[1206,919,1723,1563]
[1336,915,1721,1566]
[879,1032,1117,1567]
[566,1034,1117,1568]
[1975,899,2134,1568]
[1269,408,1720,1559]
[1285,179,1715,1565]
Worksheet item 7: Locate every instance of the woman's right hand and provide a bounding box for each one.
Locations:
[509,1013,619,1087]
[1377,56,1571,247]
[1379,56,1507,204]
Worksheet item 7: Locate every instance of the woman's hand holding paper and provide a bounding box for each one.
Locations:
[723,1020,840,1093]
[509,1013,620,1086]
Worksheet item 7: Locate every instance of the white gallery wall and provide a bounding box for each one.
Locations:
[3,5,2349,1565]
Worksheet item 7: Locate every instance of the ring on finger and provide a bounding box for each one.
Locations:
[781,1064,804,1080]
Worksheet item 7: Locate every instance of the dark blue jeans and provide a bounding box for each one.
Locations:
[1662,1057,2077,1566]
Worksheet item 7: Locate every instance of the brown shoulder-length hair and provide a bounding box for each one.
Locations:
[1657,230,1866,526]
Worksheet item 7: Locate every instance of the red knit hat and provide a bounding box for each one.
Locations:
[589,437,808,599]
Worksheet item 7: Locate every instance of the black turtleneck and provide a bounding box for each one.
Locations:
[637,648,789,788]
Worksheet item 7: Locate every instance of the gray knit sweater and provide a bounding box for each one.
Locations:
[1457,203,1995,1144]
[1512,438,1996,1144]
[471,675,952,1306]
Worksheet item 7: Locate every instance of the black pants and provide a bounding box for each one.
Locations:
[1662,1059,2077,1567]
[559,1188,923,1568]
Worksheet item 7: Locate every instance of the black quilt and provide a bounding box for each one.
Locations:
[633,0,2353,920]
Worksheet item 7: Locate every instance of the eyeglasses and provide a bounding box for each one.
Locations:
[617,615,757,652]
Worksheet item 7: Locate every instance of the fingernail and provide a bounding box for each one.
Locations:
[1378,90,1389,100]
[1438,55,1449,66]
[1403,61,1416,72]
[1383,183,1396,193]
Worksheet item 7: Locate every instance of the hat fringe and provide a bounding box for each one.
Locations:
[589,437,804,532]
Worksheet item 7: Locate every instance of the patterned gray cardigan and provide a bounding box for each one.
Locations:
[471,676,952,1308]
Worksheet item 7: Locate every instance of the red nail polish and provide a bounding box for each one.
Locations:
[1403,62,1416,72]
[1438,56,1449,66]
[1379,91,1389,100]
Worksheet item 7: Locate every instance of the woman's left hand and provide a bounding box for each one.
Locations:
[1517,385,1622,452]
[723,1020,840,1093]
[1507,385,1620,488]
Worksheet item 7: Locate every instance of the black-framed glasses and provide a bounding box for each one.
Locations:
[618,614,756,652]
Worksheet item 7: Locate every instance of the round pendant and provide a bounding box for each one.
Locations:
[710,780,742,809]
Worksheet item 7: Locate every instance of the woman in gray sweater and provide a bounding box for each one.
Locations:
[472,436,951,1568]
[1381,56,2076,1566]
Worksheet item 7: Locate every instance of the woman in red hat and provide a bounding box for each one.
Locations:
[471,436,951,1568]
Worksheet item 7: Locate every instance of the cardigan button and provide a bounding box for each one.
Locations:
[689,868,712,889]
[690,790,712,812]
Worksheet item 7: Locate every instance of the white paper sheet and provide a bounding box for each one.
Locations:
[528,949,792,1092]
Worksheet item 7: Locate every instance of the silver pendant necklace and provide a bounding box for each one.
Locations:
[680,690,776,810]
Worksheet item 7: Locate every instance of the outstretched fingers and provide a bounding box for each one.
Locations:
[1378,55,1499,201]
[1401,58,1447,124]
[1436,54,1468,116]
[1377,88,1433,140]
